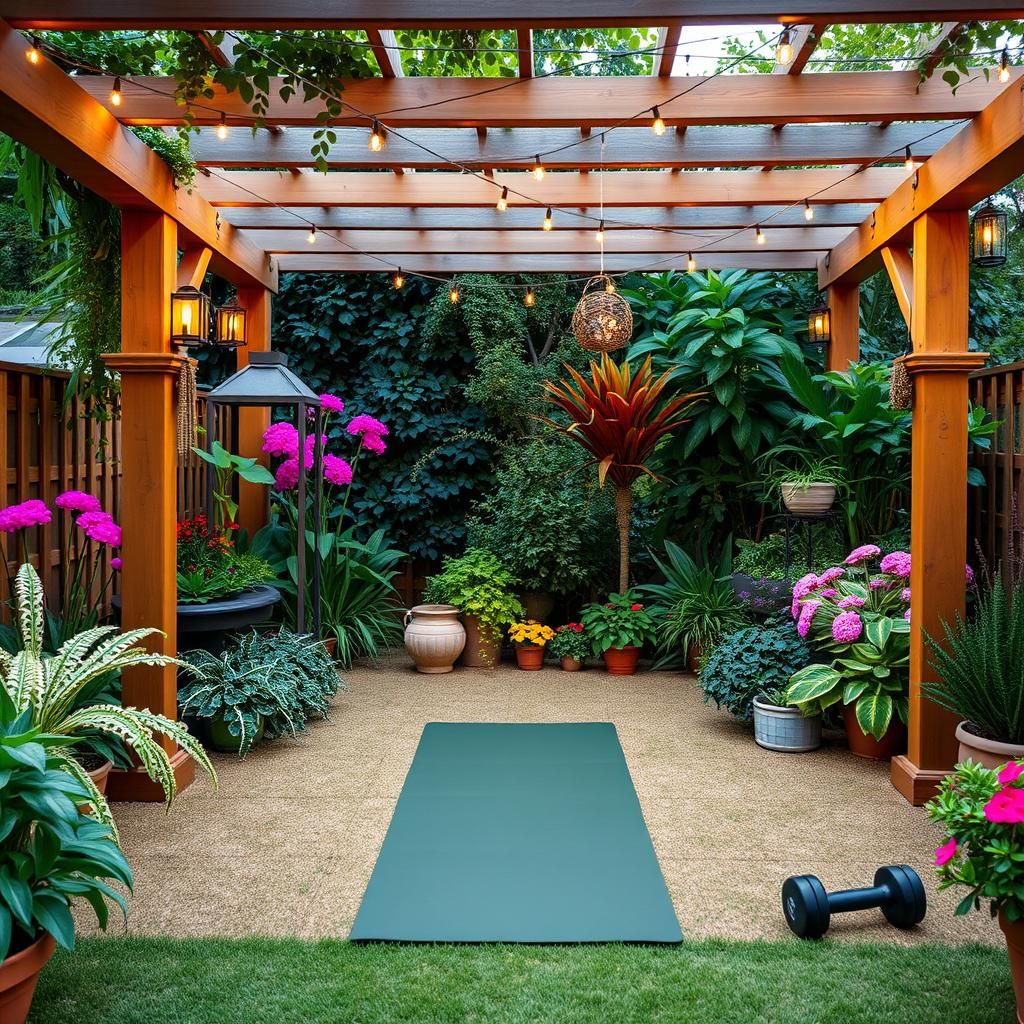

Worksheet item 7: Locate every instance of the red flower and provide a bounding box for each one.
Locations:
[606,603,614,608]
[630,603,643,611]
[573,624,583,633]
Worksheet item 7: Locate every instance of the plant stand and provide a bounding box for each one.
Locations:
[782,510,845,578]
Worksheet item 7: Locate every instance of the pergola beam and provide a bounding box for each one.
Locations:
[187,122,963,169]
[653,25,682,77]
[517,28,533,78]
[6,2,1024,28]
[920,21,965,80]
[366,27,403,78]
[0,21,275,290]
[72,70,1011,127]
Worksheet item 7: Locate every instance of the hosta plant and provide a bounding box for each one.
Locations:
[580,592,658,654]
[0,563,216,833]
[0,695,133,961]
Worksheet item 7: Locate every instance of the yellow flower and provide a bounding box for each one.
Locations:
[507,620,556,647]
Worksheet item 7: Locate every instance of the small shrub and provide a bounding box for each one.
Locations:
[700,619,811,721]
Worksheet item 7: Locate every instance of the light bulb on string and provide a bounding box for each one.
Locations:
[449,281,460,304]
[306,224,317,244]
[524,287,535,308]
[542,208,553,231]
[533,156,545,181]
[496,186,508,212]
[755,226,766,245]
[651,105,666,136]
[595,220,605,244]
[776,29,794,65]
[368,119,385,152]
[392,267,405,290]
[804,200,814,221]
[110,77,122,107]
[216,113,229,140]
[686,252,696,273]
[26,36,41,64]
[904,146,915,171]
[999,49,1012,84]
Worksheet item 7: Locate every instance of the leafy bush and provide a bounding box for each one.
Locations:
[548,623,590,661]
[177,515,275,604]
[580,592,658,653]
[733,531,848,582]
[700,621,811,720]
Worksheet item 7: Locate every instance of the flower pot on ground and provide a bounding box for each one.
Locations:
[560,657,584,672]
[842,702,907,760]
[515,646,545,671]
[1000,912,1024,1024]
[207,710,265,753]
[753,694,822,753]
[581,592,658,675]
[955,722,1024,771]
[404,604,466,674]
[0,933,56,1024]
[508,621,555,671]
[461,614,501,669]
[548,622,591,673]
[603,646,640,676]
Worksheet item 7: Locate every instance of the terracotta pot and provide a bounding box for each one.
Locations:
[560,656,584,672]
[515,645,545,671]
[403,604,466,674]
[86,757,113,796]
[460,614,501,669]
[0,933,55,1024]
[1000,911,1024,1024]
[322,636,338,659]
[842,703,908,760]
[603,646,639,676]
[687,643,703,674]
[780,482,836,516]
[522,591,555,623]
[956,721,1024,771]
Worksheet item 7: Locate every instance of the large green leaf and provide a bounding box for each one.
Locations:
[854,692,894,741]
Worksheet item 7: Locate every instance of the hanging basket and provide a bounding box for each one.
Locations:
[571,275,633,352]
[890,355,913,411]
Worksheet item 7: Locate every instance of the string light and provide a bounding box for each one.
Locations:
[306,224,317,244]
[533,155,545,181]
[651,105,666,136]
[804,199,814,221]
[524,287,536,307]
[449,281,461,304]
[999,48,1012,84]
[392,267,405,289]
[496,186,509,212]
[904,146,915,171]
[755,226,766,245]
[368,119,385,152]
[26,36,41,64]
[216,112,229,140]
[686,252,697,272]
[595,220,605,243]
[543,207,553,231]
[110,77,122,107]
[776,29,794,66]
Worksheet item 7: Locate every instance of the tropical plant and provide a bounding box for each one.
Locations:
[179,629,343,758]
[548,623,591,662]
[699,619,812,721]
[423,549,524,651]
[176,515,275,605]
[0,563,216,833]
[580,592,658,654]
[927,759,1024,921]
[924,570,1024,745]
[507,621,556,648]
[539,354,700,592]
[0,694,133,962]
[191,439,275,530]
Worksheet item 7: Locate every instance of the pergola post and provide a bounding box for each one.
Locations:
[826,282,859,370]
[890,211,987,805]
[235,287,273,537]
[103,210,195,801]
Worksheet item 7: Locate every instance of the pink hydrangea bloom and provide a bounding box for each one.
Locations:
[262,421,299,458]
[347,414,389,439]
[319,393,345,415]
[999,761,1024,785]
[900,587,911,602]
[791,572,819,618]
[818,566,845,585]
[110,557,122,572]
[323,454,353,487]
[274,457,300,491]
[831,610,863,643]
[934,836,958,867]
[879,551,911,577]
[836,594,866,610]
[819,588,838,599]
[985,786,1024,824]
[797,600,820,638]
[361,432,387,456]
[55,490,101,515]
[869,578,895,591]
[844,544,881,566]
[0,499,52,533]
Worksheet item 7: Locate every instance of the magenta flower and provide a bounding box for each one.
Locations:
[900,587,911,602]
[55,490,101,515]
[879,551,911,577]
[347,414,389,439]
[869,578,895,591]
[999,761,1024,785]
[797,600,820,639]
[836,594,866,610]
[818,566,845,585]
[966,564,975,585]
[76,511,110,532]
[110,557,123,572]
[819,588,838,599]
[319,393,345,415]
[0,499,52,533]
[302,433,328,464]
[87,519,122,547]
[985,786,1024,824]
[262,421,299,458]
[934,836,958,867]
[323,454,353,486]
[904,608,911,621]
[274,457,300,491]
[361,432,387,456]
[831,611,863,643]
[844,544,881,566]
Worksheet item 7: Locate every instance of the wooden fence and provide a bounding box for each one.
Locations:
[969,359,1024,573]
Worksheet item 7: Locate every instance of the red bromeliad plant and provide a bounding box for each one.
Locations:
[539,354,701,592]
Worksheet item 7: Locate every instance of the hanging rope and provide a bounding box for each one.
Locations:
[176,357,199,458]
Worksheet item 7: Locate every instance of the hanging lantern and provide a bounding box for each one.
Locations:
[215,300,248,349]
[170,285,211,347]
[972,203,1008,268]
[806,303,831,346]
[571,275,633,352]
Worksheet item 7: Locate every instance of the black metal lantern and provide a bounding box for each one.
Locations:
[806,303,831,346]
[972,203,1008,268]
[170,285,211,347]
[215,301,248,349]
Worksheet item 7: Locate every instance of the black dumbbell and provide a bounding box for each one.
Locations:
[781,864,926,939]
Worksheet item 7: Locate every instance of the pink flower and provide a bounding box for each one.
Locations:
[985,786,1024,824]
[900,587,911,602]
[262,421,299,458]
[880,551,911,577]
[347,414,389,439]
[818,566,845,585]
[319,393,345,415]
[831,610,863,643]
[87,518,122,547]
[0,499,52,533]
[274,457,300,491]
[797,600,820,638]
[360,432,387,456]
[934,836,958,867]
[323,454,353,487]
[791,572,820,618]
[55,490,101,515]
[999,761,1024,785]
[110,557,122,572]
[76,511,110,533]
[869,578,895,591]
[836,595,866,609]
[904,608,911,621]
[966,564,975,585]
[302,433,328,464]
[819,588,838,599]
[844,544,881,566]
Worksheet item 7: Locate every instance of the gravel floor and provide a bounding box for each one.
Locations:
[90,654,1002,945]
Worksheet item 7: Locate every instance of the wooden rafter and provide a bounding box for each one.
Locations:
[653,25,681,77]
[920,21,965,80]
[517,28,533,78]
[366,27,403,78]
[72,69,1012,127]
[193,30,232,67]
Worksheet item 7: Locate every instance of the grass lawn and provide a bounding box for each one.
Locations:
[27,936,1015,1024]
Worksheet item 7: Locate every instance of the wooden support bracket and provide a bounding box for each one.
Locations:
[881,244,914,328]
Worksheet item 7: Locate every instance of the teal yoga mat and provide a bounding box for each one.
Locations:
[350,722,682,943]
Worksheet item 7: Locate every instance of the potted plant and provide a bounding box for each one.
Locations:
[775,459,844,517]
[507,620,555,670]
[752,688,822,753]
[0,696,133,1024]
[549,622,590,671]
[927,759,1024,1022]
[924,567,1024,769]
[423,549,524,668]
[581,591,657,676]
[786,545,911,759]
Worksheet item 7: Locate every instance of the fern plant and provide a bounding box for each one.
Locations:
[925,572,1024,745]
[0,563,216,835]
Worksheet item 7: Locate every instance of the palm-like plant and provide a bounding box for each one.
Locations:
[539,354,701,592]
[0,563,216,835]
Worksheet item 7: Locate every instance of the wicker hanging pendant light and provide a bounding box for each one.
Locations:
[572,275,633,352]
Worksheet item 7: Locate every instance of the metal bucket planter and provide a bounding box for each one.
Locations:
[753,695,822,752]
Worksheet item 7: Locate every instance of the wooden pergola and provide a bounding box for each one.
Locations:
[1,3,1023,804]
